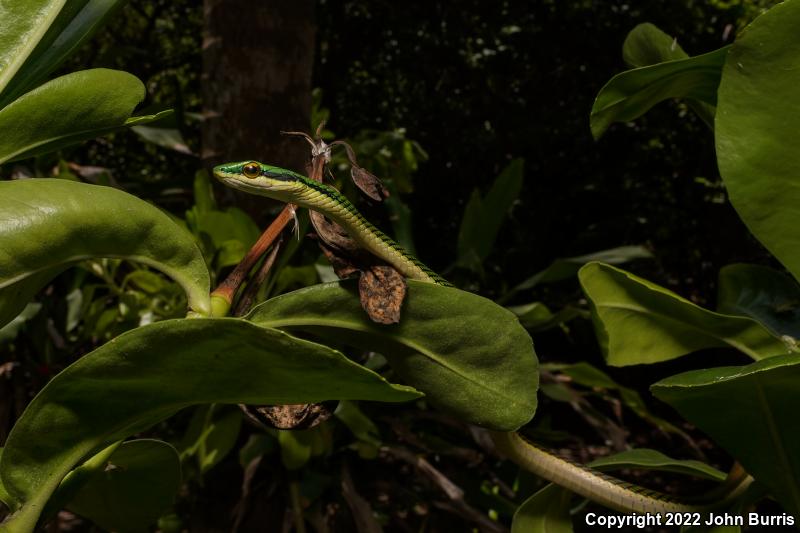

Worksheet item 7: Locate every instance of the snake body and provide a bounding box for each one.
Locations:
[213,160,751,514]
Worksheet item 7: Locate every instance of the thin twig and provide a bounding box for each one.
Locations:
[233,236,283,316]
[211,205,296,307]
[381,446,506,532]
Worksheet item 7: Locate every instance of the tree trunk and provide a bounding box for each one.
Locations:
[202,0,314,175]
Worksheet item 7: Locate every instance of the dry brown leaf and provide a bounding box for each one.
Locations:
[359,265,407,324]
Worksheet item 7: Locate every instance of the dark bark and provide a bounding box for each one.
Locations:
[202,0,314,174]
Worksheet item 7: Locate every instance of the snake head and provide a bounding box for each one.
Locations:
[212,160,304,201]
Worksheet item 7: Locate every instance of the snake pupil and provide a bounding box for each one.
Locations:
[242,162,261,178]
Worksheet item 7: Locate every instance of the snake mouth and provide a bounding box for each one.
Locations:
[211,168,267,192]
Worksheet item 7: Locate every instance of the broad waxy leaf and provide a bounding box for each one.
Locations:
[579,262,789,366]
[0,179,211,325]
[717,264,800,340]
[67,440,180,533]
[0,318,419,529]
[620,22,716,127]
[0,0,67,96]
[249,280,538,431]
[652,353,800,517]
[622,23,687,68]
[500,245,652,304]
[0,0,127,108]
[590,45,727,139]
[716,0,800,284]
[0,69,167,164]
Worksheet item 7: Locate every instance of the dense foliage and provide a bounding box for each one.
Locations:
[1,1,797,532]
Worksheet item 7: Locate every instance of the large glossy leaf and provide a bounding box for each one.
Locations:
[499,245,651,304]
[620,22,715,128]
[0,69,167,164]
[0,0,127,108]
[0,179,211,325]
[0,318,419,530]
[717,264,800,340]
[622,23,688,68]
[67,440,180,533]
[652,353,800,517]
[590,45,727,139]
[248,280,538,431]
[715,0,800,283]
[579,262,788,365]
[0,0,67,96]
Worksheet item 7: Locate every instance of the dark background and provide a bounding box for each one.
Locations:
[2,1,783,530]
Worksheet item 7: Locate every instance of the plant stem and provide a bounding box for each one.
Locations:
[210,204,296,314]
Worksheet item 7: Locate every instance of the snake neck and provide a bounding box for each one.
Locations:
[294,182,450,286]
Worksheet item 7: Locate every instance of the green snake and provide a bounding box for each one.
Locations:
[213,160,752,514]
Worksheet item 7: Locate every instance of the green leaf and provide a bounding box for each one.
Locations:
[67,440,181,533]
[500,245,652,304]
[588,449,725,481]
[652,353,800,517]
[179,405,242,474]
[0,318,419,528]
[0,303,41,344]
[579,262,789,366]
[131,125,192,155]
[512,484,573,533]
[507,302,585,332]
[0,69,166,164]
[0,179,211,325]
[0,0,127,108]
[248,280,538,431]
[622,23,688,68]
[335,401,381,447]
[278,431,313,471]
[0,448,9,509]
[192,170,217,213]
[717,264,800,340]
[619,23,717,128]
[542,362,693,440]
[0,0,67,97]
[239,434,276,467]
[715,1,800,284]
[457,159,524,266]
[591,46,727,139]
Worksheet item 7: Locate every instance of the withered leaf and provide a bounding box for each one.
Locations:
[310,210,359,254]
[318,240,360,279]
[241,402,337,430]
[359,265,407,324]
[351,165,389,202]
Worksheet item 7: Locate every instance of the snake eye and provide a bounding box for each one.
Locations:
[242,162,261,179]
